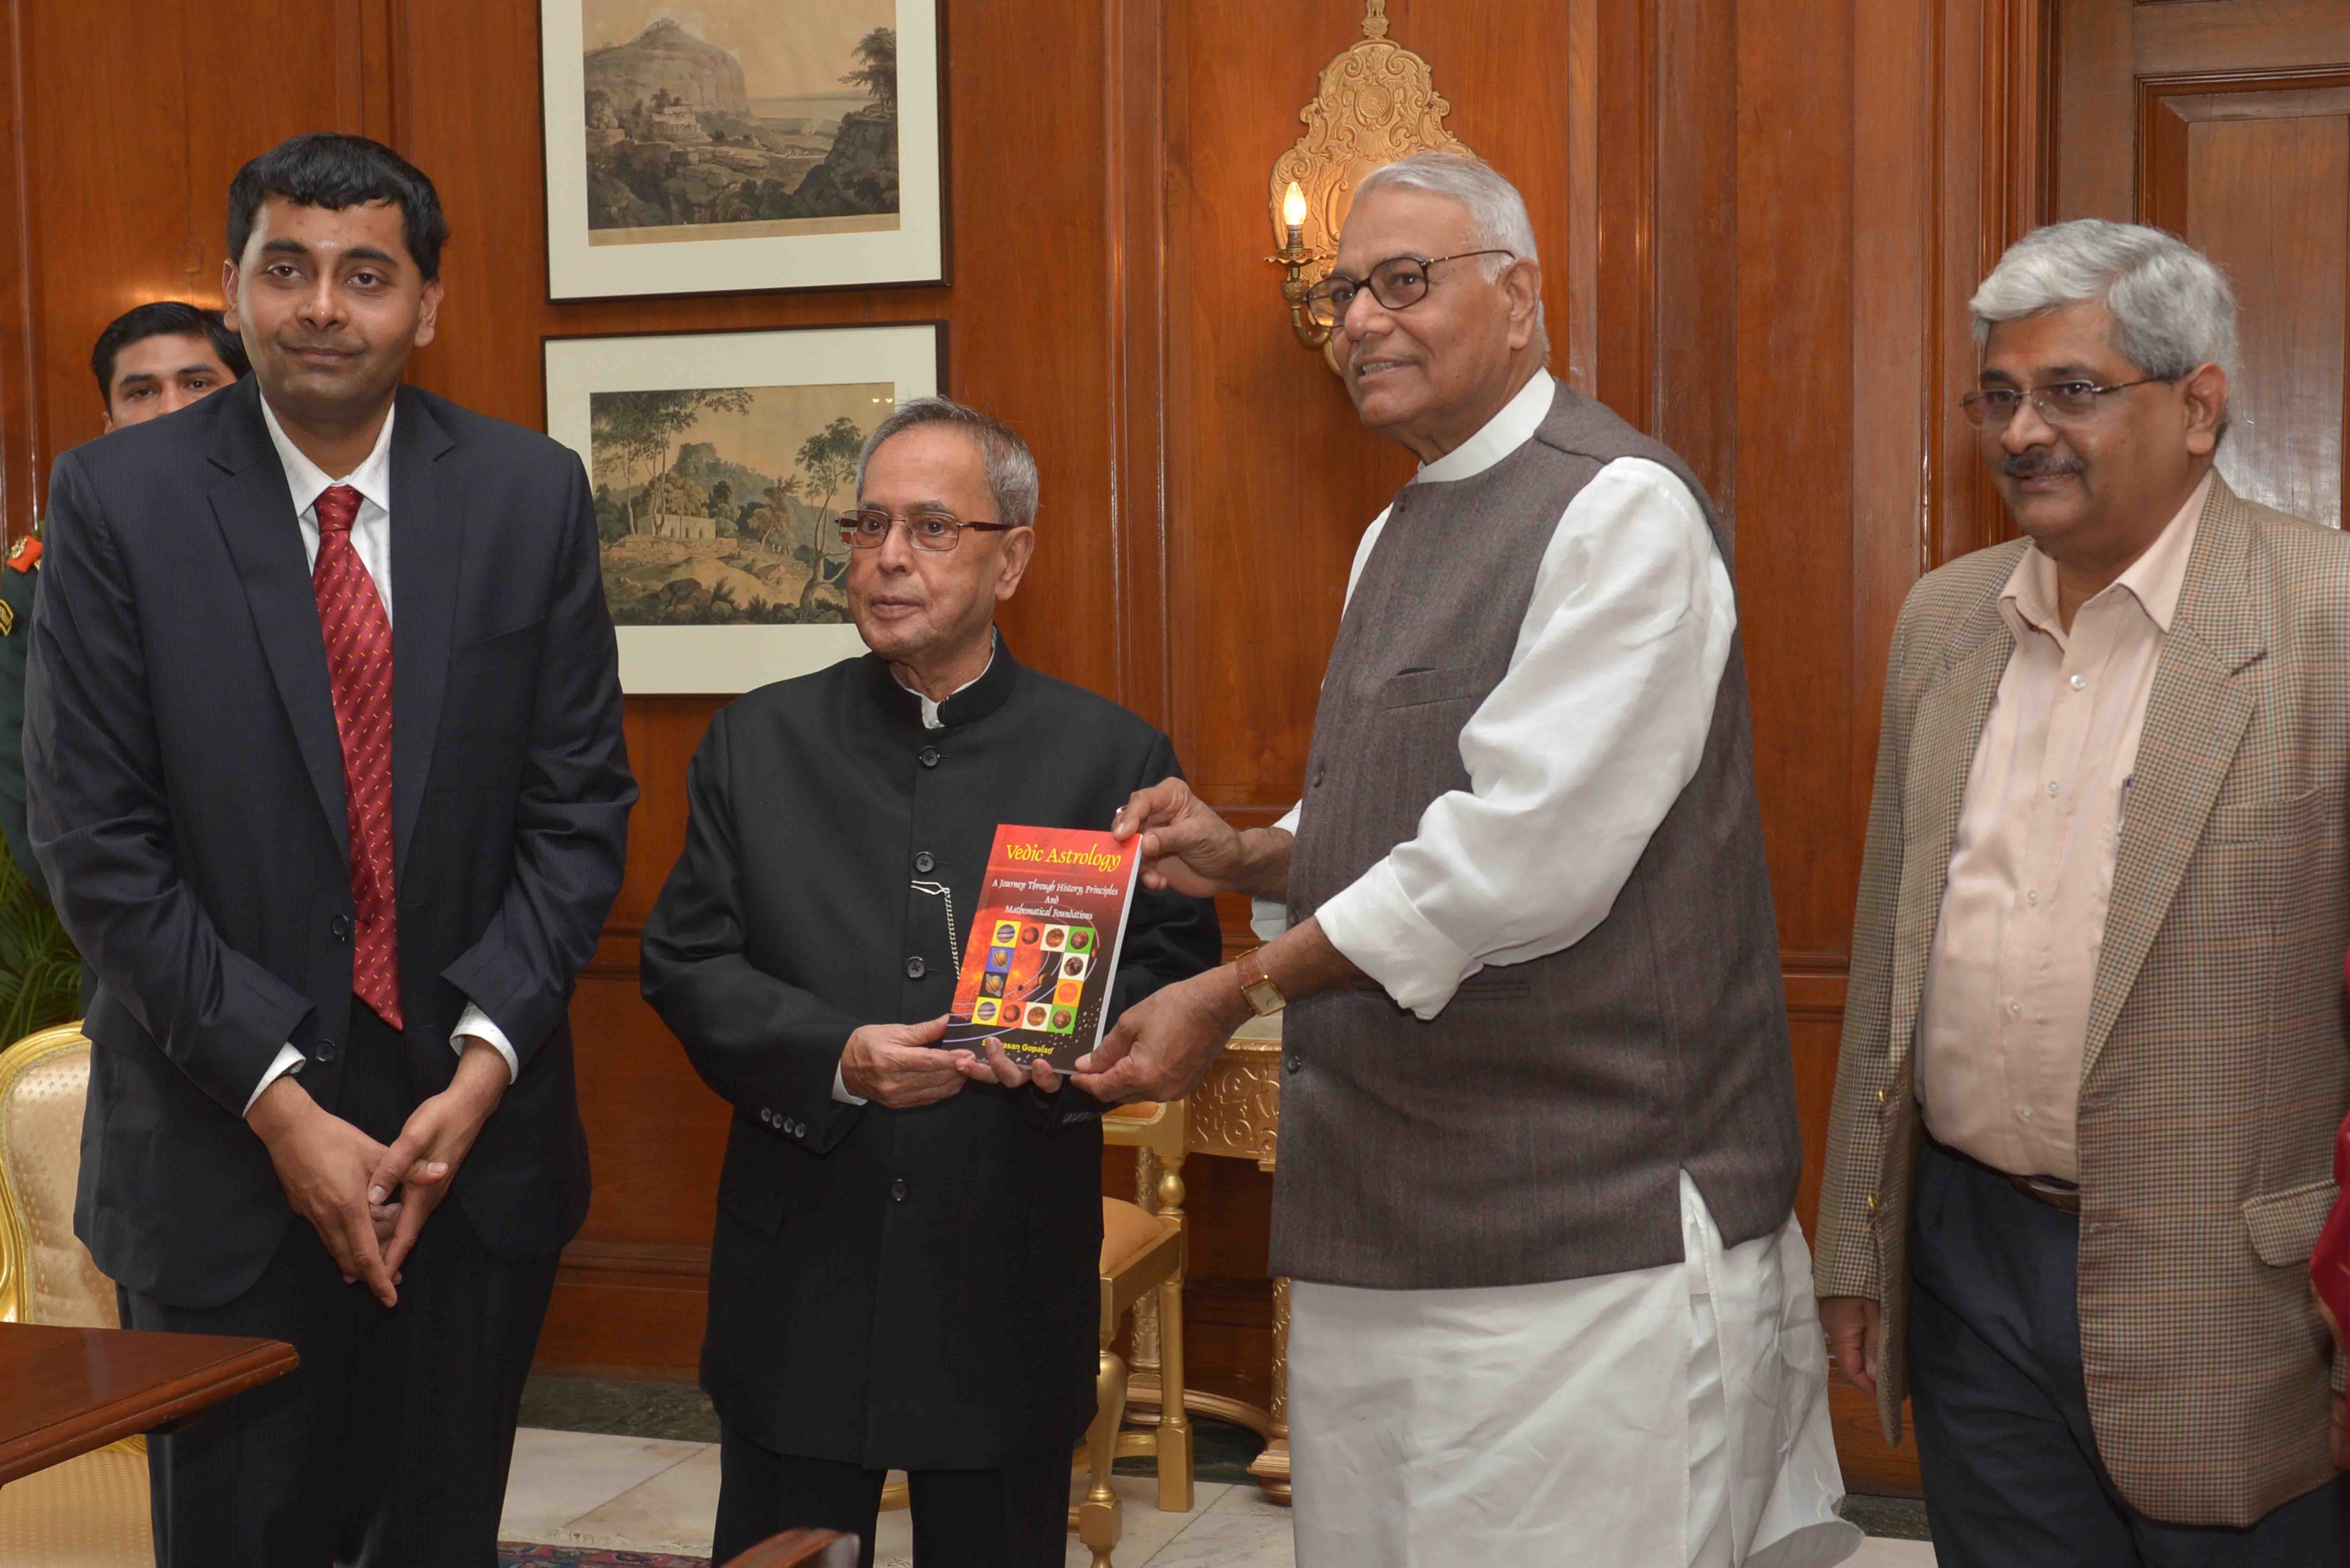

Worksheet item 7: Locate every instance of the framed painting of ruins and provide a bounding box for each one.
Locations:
[544,322,945,692]
[540,0,945,298]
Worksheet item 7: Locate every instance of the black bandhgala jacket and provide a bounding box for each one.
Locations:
[641,642,1220,1470]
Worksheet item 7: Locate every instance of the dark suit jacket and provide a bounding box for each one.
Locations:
[28,375,635,1308]
[641,647,1220,1470]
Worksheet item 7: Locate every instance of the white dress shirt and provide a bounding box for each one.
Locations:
[242,398,519,1117]
[1255,371,1738,1018]
[1915,473,2210,1181]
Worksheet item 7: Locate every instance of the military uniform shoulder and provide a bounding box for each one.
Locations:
[0,538,33,637]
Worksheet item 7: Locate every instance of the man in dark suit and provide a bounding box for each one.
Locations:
[27,132,634,1567]
[641,397,1220,1568]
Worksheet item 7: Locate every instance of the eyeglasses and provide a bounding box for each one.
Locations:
[1302,251,1516,329]
[840,508,1017,553]
[1960,377,2175,430]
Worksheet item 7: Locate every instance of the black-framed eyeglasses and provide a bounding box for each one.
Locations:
[840,508,1018,553]
[1960,377,2175,430]
[1302,250,1516,329]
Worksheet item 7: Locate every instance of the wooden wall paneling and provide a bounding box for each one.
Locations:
[2143,77,2350,529]
[1108,0,1173,729]
[1736,0,1853,964]
[11,0,352,493]
[1582,0,1653,430]
[2129,1,2350,84]
[2052,0,2134,219]
[0,0,38,545]
[1651,0,1735,509]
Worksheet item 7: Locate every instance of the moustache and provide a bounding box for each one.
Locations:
[2001,454,2082,480]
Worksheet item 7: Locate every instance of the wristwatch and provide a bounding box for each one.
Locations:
[1233,946,1286,1017]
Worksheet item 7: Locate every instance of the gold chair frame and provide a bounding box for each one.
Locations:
[879,1096,1194,1568]
[0,1022,99,1328]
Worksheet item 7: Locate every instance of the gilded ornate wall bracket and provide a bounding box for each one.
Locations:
[1265,0,1472,370]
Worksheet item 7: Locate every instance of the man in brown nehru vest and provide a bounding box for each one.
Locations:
[1076,153,1859,1567]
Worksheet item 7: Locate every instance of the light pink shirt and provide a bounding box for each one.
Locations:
[1915,474,2212,1181]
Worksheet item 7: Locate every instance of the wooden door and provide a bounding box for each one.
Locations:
[2054,0,2350,526]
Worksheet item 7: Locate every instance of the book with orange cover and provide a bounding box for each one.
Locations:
[944,825,1142,1073]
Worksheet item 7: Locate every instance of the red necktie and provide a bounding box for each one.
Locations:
[312,485,402,1029]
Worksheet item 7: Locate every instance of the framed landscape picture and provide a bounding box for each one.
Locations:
[540,0,944,299]
[544,322,945,693]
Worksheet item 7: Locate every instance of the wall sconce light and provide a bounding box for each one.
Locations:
[1269,180,1329,352]
[1265,0,1471,373]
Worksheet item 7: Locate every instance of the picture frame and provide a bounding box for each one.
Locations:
[540,0,945,299]
[544,322,946,693]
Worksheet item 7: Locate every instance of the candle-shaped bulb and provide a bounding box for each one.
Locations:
[1282,180,1308,236]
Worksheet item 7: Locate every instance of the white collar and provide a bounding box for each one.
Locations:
[1414,371,1556,485]
[895,633,998,729]
[259,395,398,517]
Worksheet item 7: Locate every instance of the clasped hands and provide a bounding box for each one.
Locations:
[247,1036,510,1308]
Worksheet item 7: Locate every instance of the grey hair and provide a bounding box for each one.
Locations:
[1354,152,1541,277]
[855,396,1040,529]
[1971,219,2237,385]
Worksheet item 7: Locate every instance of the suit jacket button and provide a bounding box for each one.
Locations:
[1312,768,1325,789]
[1866,1193,1878,1211]
[330,914,351,943]
[914,851,936,874]
[918,747,941,768]
[313,1039,338,1064]
[760,1108,774,1126]
[905,955,927,979]
[891,1177,909,1202]
[1284,1053,1302,1074]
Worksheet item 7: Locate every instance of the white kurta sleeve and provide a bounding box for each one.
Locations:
[1312,457,1737,1019]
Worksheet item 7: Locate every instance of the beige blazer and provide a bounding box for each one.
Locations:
[1814,478,2350,1527]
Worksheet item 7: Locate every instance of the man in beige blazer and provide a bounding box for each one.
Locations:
[1816,219,2350,1565]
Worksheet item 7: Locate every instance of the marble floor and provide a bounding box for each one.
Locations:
[498,1425,1942,1567]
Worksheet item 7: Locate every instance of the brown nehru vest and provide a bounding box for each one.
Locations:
[1272,380,1801,1290]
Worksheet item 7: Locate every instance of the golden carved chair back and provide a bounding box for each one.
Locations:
[0,1022,153,1566]
[1069,1095,1194,1566]
[0,1023,115,1329]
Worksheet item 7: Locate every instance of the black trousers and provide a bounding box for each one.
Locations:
[1908,1136,2349,1567]
[118,1006,558,1568]
[713,1421,1069,1568]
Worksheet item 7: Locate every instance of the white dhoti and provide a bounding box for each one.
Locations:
[1287,1173,1863,1568]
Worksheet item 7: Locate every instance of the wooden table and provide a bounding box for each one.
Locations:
[0,1321,298,1485]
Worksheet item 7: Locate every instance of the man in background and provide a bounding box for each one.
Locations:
[1817,220,2350,1563]
[0,301,250,884]
[29,132,632,1565]
[93,299,250,431]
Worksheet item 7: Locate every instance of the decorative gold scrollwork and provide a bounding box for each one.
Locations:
[1265,0,1471,369]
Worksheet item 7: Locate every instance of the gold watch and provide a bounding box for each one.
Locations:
[1233,946,1286,1017]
